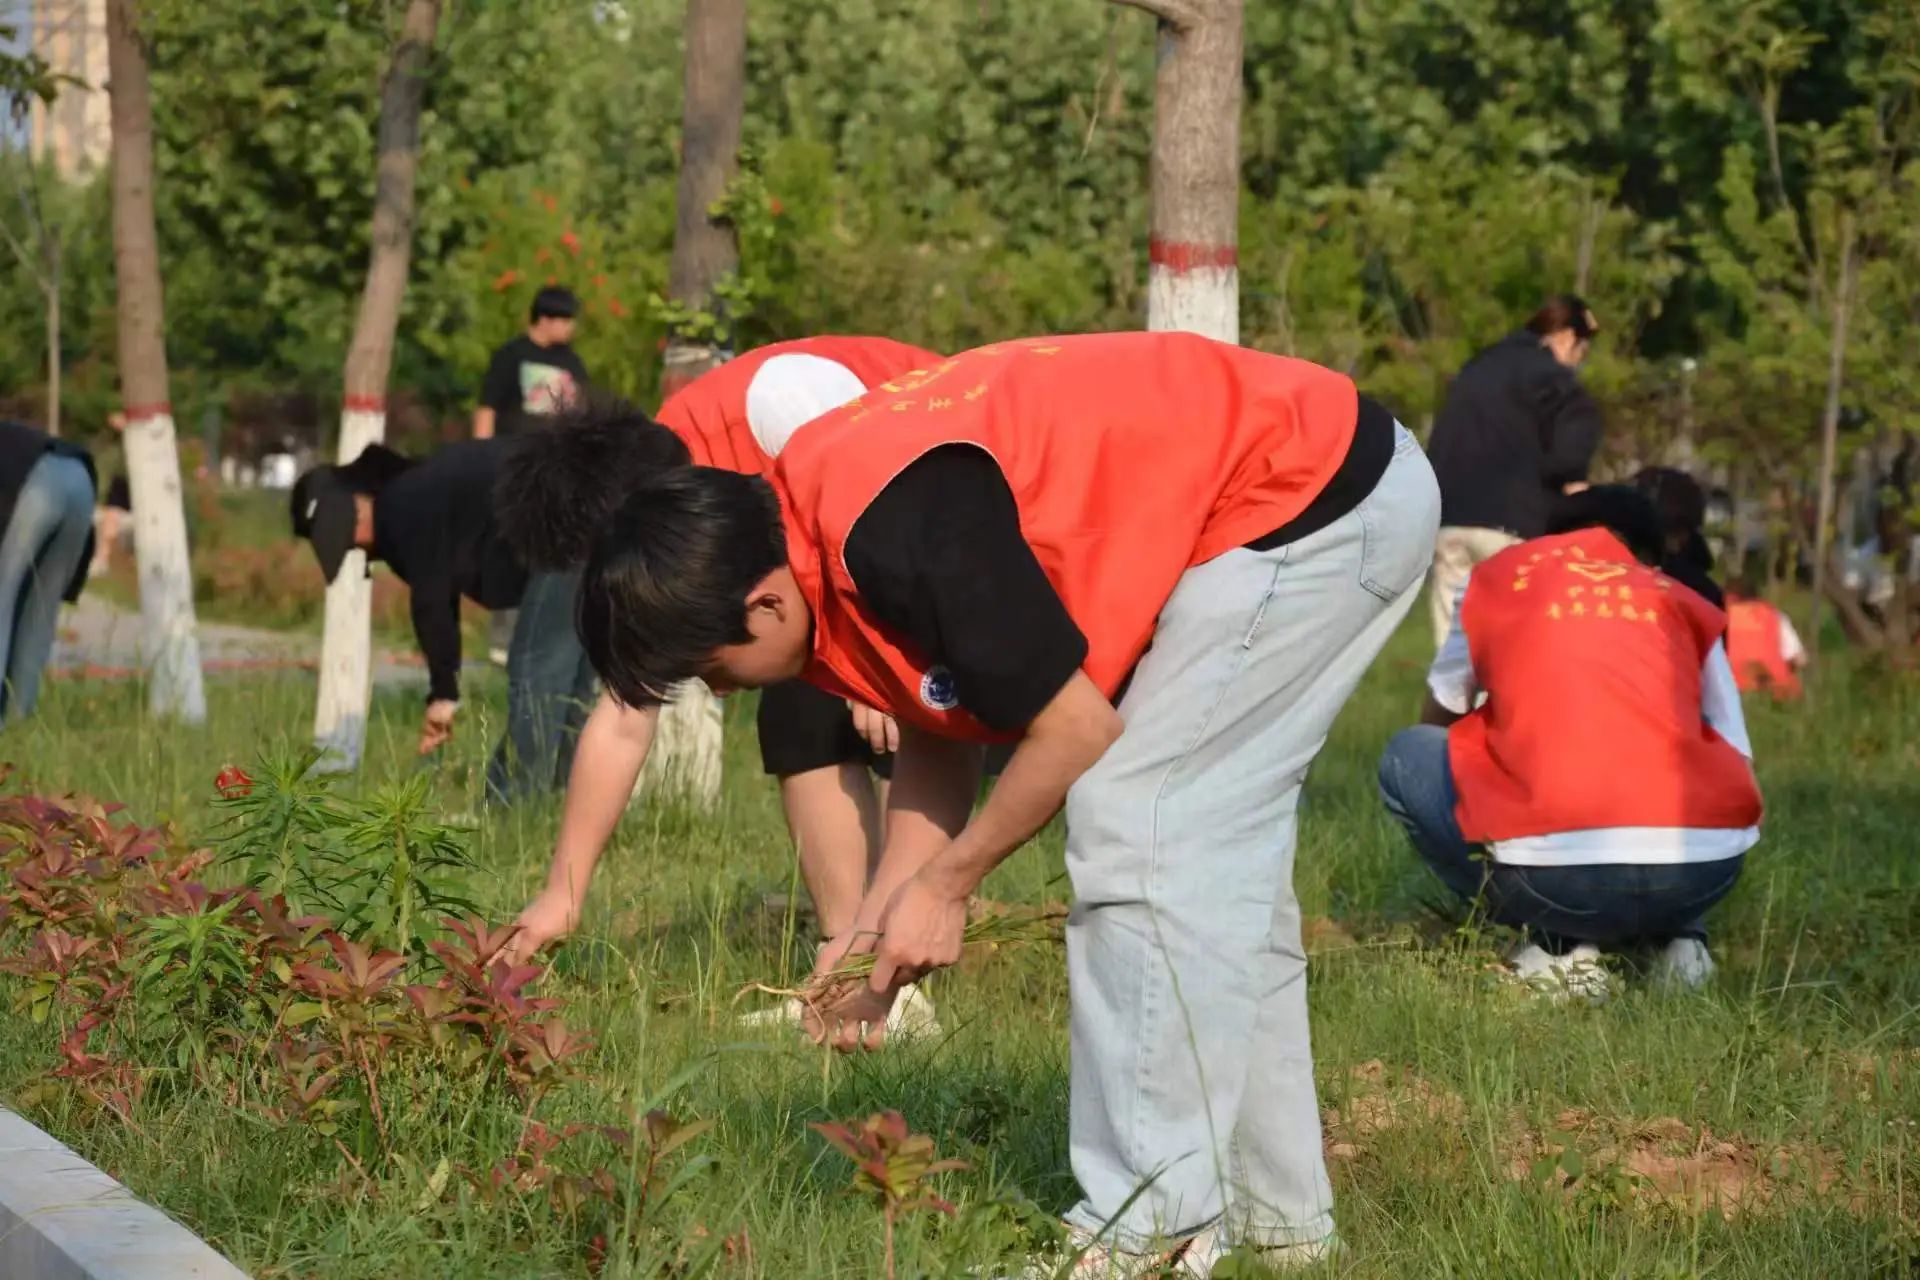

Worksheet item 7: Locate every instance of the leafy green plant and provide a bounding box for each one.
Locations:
[212,747,353,915]
[215,752,476,954]
[329,775,478,954]
[812,1111,967,1280]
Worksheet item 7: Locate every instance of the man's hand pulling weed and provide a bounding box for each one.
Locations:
[804,873,966,1052]
[498,887,579,967]
[418,699,457,755]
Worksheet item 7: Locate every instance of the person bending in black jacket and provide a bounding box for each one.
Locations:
[292,442,530,756]
[1426,295,1605,647]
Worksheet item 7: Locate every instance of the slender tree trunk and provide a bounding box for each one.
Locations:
[1573,187,1603,296]
[313,0,442,770]
[44,231,59,438]
[661,0,745,398]
[1806,213,1858,674]
[1113,0,1243,343]
[649,0,744,807]
[106,0,204,722]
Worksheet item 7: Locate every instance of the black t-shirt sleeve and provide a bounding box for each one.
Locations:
[411,575,464,704]
[378,482,463,703]
[480,343,519,415]
[842,445,1088,733]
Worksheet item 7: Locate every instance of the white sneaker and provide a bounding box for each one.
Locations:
[488,646,510,667]
[1507,942,1612,1003]
[1507,941,1559,981]
[736,982,943,1040]
[1652,936,1716,989]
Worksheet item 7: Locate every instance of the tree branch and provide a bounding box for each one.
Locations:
[1106,0,1205,30]
[0,208,47,290]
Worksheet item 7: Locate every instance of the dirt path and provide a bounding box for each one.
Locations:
[50,597,436,689]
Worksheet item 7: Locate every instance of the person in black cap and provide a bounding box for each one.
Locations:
[472,286,589,441]
[292,441,528,755]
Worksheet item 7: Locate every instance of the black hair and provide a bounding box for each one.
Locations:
[493,395,693,569]
[1632,464,1715,579]
[578,467,786,708]
[1632,466,1706,537]
[531,285,579,322]
[1524,294,1599,341]
[1547,485,1665,565]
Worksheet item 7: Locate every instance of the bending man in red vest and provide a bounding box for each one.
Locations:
[1379,487,1762,996]
[1725,574,1806,699]
[496,338,941,1018]
[536,332,1440,1275]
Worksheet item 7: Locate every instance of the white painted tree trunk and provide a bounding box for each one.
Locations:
[123,409,205,722]
[1131,0,1243,344]
[312,0,439,768]
[313,404,385,769]
[107,0,204,724]
[1147,254,1238,343]
[634,679,723,808]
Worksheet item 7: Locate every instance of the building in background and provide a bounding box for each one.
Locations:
[19,0,110,180]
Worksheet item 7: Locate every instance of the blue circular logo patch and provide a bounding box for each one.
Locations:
[919,665,959,711]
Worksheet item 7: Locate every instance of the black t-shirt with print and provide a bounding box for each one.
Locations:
[480,334,590,437]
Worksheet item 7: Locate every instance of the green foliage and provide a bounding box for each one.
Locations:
[214,748,475,953]
[0,0,1911,484]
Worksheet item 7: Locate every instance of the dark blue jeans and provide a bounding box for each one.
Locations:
[1377,725,1743,948]
[486,570,598,805]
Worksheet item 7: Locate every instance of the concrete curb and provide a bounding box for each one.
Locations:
[0,1108,249,1279]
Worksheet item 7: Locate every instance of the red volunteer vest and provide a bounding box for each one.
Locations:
[655,336,942,476]
[1725,597,1802,699]
[1449,529,1763,841]
[774,332,1362,742]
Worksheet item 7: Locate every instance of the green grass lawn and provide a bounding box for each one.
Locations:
[1,615,1916,1278]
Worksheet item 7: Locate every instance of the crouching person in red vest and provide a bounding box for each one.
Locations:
[558,332,1440,1275]
[1725,574,1806,699]
[1379,487,1762,997]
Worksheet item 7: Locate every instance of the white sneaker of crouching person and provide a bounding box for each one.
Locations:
[737,981,942,1041]
[1506,941,1613,1003]
[998,1223,1341,1278]
[1650,936,1716,990]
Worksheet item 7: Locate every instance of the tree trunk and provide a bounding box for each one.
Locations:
[660,0,745,399]
[1805,213,1857,676]
[106,0,204,723]
[649,0,744,804]
[1573,188,1603,297]
[1113,0,1243,343]
[44,231,59,438]
[313,0,442,770]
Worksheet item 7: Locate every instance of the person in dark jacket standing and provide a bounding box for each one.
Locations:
[0,421,95,728]
[1426,295,1604,646]
[292,442,529,756]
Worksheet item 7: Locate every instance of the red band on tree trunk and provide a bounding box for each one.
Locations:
[343,394,387,413]
[122,402,172,422]
[1147,238,1239,271]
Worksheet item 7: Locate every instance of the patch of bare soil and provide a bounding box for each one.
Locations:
[1322,1059,1467,1161]
[1323,1066,1866,1220]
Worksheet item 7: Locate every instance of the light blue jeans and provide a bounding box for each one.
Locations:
[0,453,94,727]
[1063,426,1440,1251]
